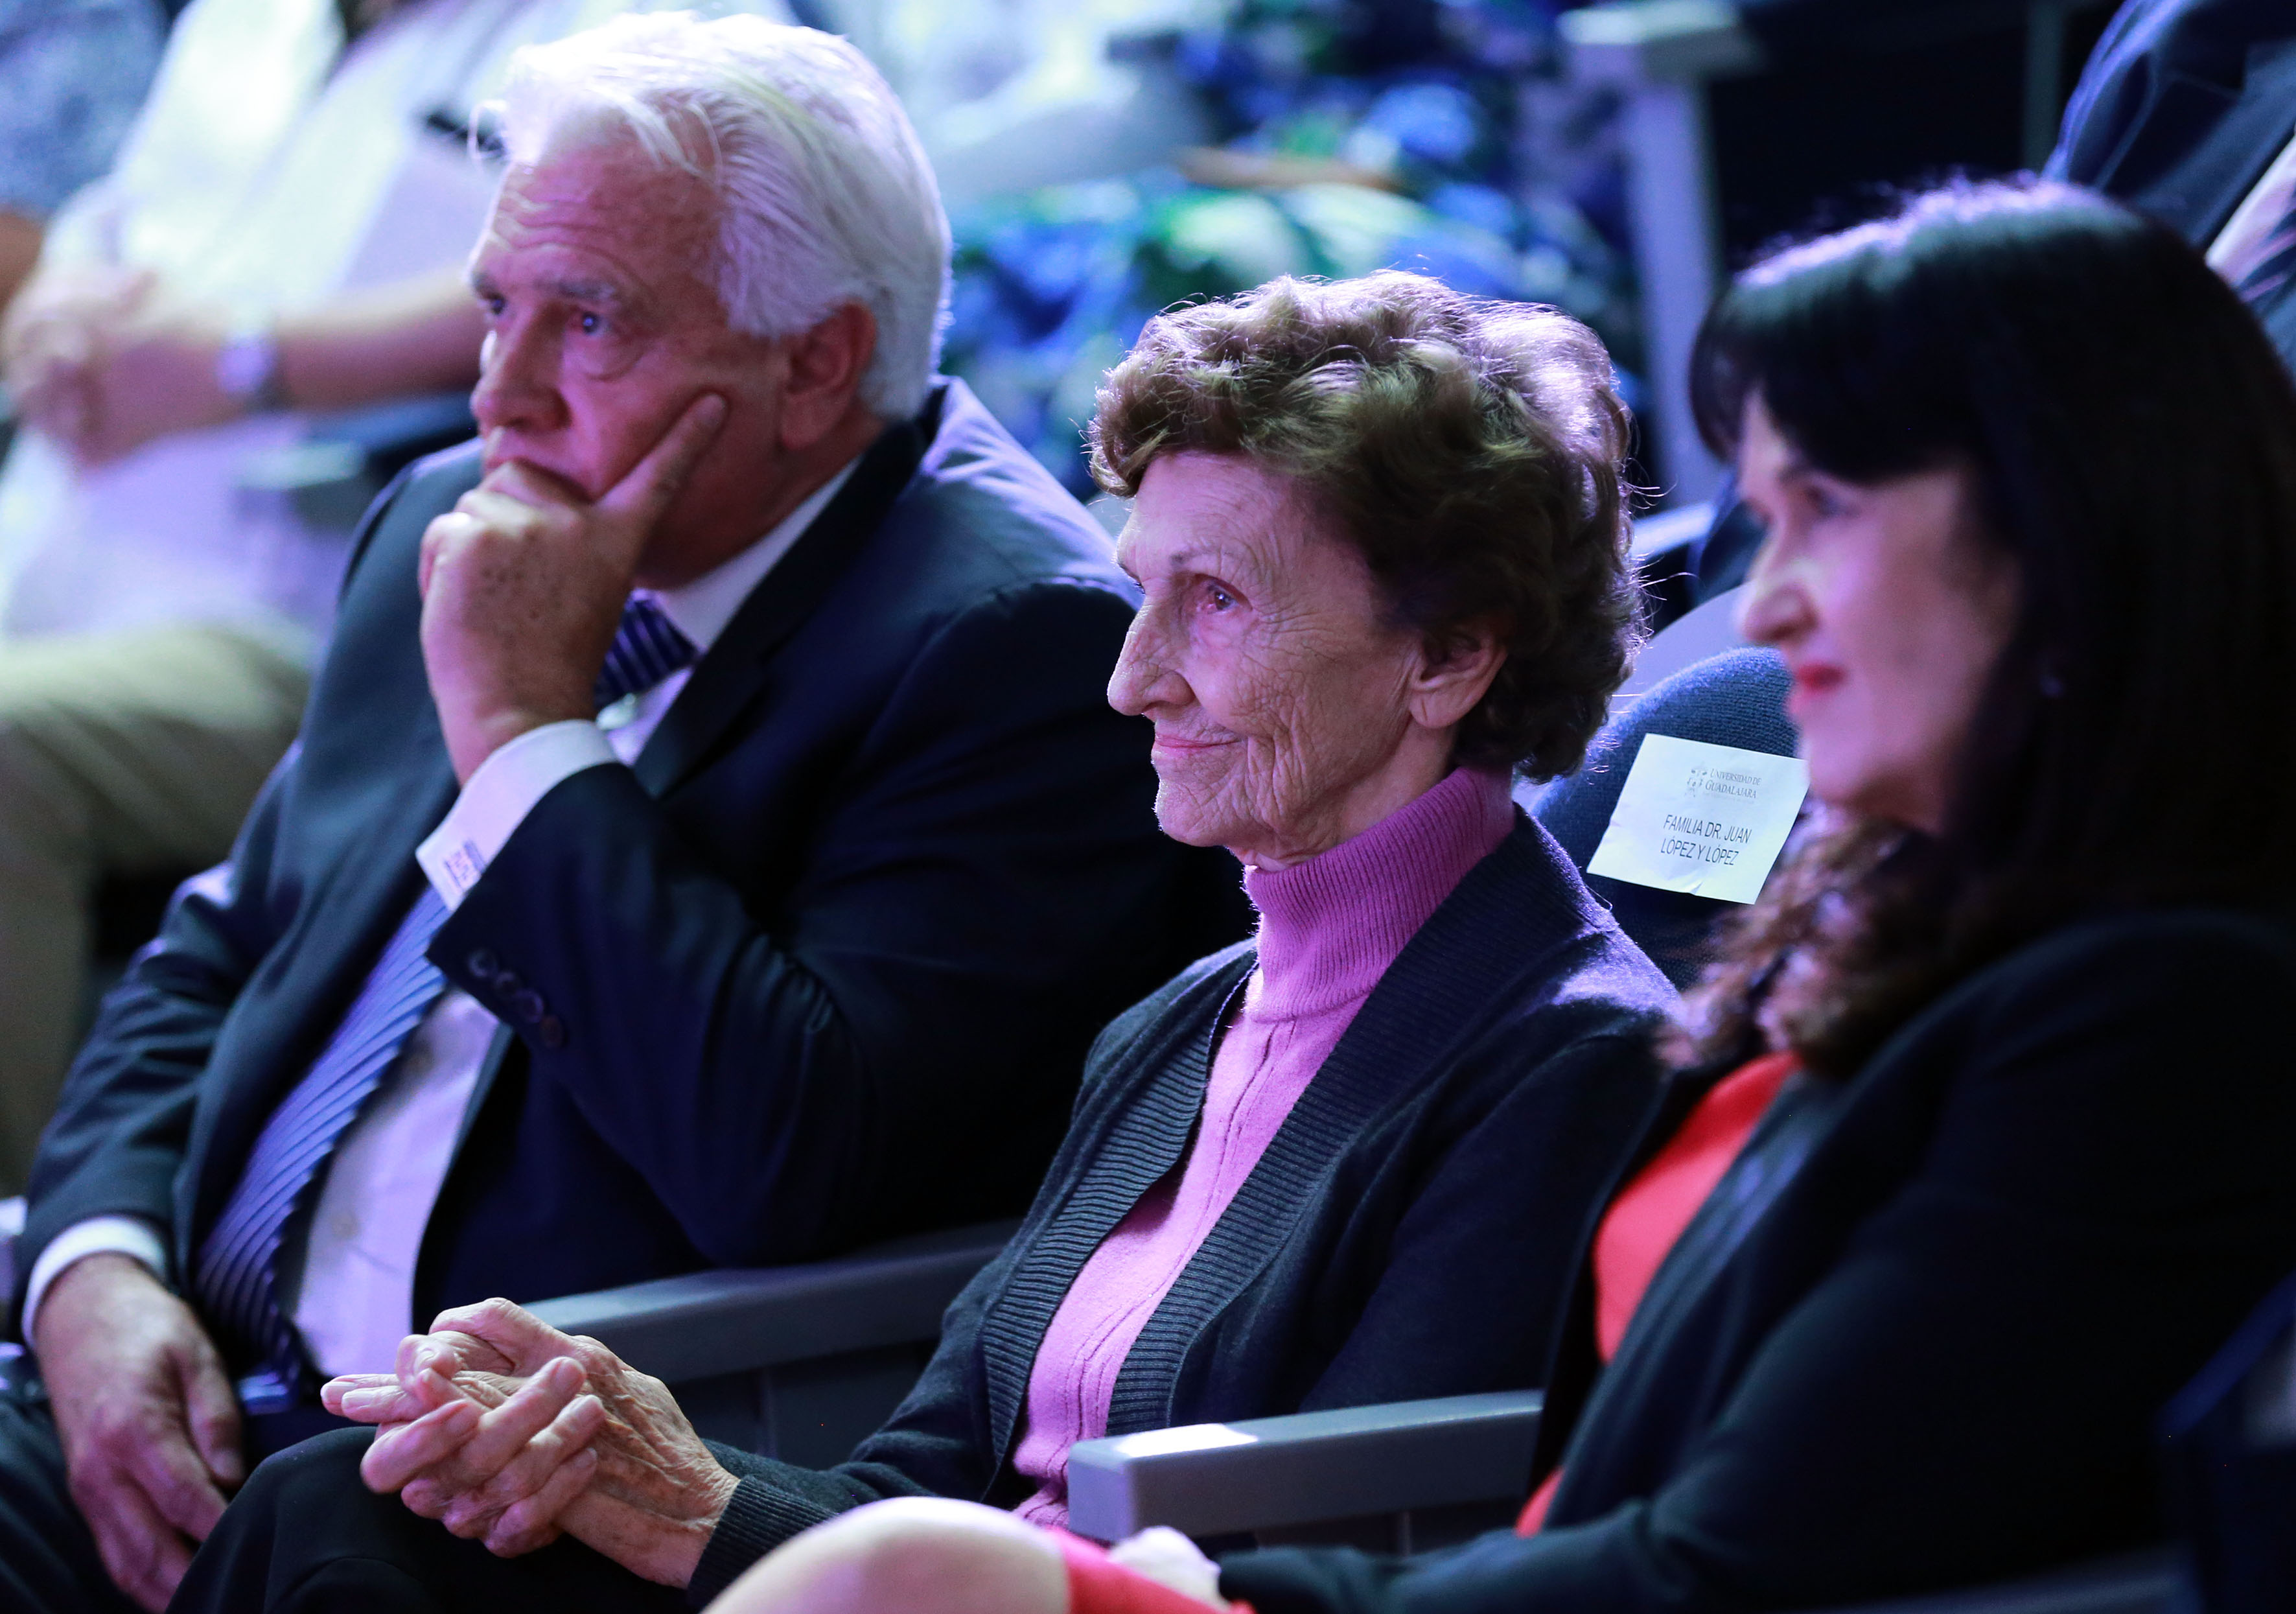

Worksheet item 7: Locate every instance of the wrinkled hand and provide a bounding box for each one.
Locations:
[324,1297,739,1584]
[32,1254,244,1611]
[1108,1527,1231,1609]
[417,393,725,782]
[1,268,248,462]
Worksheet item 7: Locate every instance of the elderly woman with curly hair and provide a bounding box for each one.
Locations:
[167,272,1677,1614]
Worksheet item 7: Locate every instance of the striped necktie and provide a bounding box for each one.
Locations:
[594,595,698,711]
[194,596,698,1410]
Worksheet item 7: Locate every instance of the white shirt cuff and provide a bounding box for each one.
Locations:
[415,721,618,911]
[24,1214,170,1342]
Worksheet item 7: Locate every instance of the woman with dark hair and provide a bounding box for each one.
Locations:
[668,178,2296,1613]
[164,272,1680,1614]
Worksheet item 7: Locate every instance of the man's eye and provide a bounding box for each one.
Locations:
[576,311,604,336]
[1203,583,1236,611]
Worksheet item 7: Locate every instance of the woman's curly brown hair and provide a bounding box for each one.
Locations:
[1089,272,1642,779]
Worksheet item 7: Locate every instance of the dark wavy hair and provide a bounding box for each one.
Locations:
[1678,179,2296,1076]
[1089,272,1641,778]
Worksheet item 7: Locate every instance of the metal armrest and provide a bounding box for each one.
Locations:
[528,1218,1017,1385]
[1067,1390,1542,1543]
[1072,1386,2172,1614]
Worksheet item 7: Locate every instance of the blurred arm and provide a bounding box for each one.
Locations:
[272,268,486,412]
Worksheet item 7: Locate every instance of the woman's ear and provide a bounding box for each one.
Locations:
[1405,618,1507,732]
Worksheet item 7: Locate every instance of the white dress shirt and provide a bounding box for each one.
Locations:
[25,458,857,1372]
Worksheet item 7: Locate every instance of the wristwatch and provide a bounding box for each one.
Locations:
[215,326,287,413]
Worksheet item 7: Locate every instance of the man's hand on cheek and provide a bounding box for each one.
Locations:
[418,392,727,782]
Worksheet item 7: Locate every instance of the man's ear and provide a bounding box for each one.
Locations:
[1405,618,1508,733]
[776,301,877,452]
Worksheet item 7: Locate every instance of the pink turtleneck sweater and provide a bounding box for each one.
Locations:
[1010,766,1517,1525]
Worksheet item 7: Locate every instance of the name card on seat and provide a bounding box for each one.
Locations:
[1587,734,1807,905]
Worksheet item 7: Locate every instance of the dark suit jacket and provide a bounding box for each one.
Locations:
[682,817,1676,1604]
[1222,907,2296,1613]
[2050,0,2296,364]
[18,379,1243,1350]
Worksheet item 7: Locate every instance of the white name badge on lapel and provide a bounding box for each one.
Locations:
[1586,734,1810,905]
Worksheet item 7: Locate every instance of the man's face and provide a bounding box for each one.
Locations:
[467,135,791,585]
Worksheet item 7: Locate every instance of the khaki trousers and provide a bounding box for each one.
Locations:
[0,624,308,1192]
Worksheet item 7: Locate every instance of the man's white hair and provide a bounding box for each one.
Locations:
[494,11,950,419]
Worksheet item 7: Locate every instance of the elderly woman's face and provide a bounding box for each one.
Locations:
[1109,453,1467,867]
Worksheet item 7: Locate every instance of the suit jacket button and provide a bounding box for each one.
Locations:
[537,1014,566,1050]
[467,948,500,979]
[508,988,546,1025]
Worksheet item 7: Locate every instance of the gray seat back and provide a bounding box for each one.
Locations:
[1532,644,1797,988]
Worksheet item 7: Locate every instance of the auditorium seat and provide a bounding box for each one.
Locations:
[0,1206,1013,1464]
[526,1218,1017,1466]
[1532,634,1797,987]
[1066,1398,2179,1610]
[1614,583,1756,700]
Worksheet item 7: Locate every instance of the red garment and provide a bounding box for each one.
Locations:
[1515,1051,1801,1536]
[1056,1529,1257,1614]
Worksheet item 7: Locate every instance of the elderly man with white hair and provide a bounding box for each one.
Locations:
[0,14,1235,1613]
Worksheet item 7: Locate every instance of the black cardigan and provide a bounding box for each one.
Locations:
[684,817,1676,1603]
[1222,907,2296,1614]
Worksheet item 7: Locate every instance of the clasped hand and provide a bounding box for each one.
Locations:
[324,1296,739,1586]
[0,266,245,464]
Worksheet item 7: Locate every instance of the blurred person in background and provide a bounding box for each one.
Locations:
[0,0,163,314]
[0,0,789,1195]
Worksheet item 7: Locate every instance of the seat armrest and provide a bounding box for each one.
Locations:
[528,1218,1017,1384]
[1067,1390,1542,1541]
